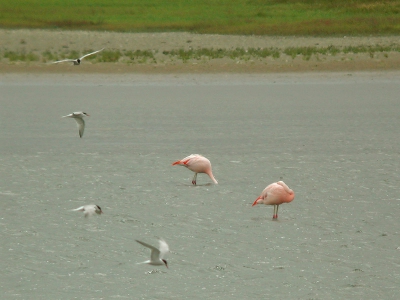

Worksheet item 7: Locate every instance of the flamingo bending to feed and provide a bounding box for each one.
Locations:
[252,181,294,220]
[172,154,218,185]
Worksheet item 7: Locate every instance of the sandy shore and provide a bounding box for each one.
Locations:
[1,29,400,73]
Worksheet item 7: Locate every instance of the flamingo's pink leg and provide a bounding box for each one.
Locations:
[272,205,279,220]
[192,173,197,185]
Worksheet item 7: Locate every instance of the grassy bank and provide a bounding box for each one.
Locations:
[1,0,400,35]
[2,44,400,64]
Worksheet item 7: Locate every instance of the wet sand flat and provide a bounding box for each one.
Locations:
[1,29,400,73]
[0,72,399,299]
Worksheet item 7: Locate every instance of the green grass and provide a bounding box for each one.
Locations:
[1,0,400,35]
[125,50,156,63]
[4,50,39,61]
[97,50,122,63]
[3,45,400,63]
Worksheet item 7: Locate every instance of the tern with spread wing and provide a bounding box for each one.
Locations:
[72,204,103,218]
[52,48,104,65]
[136,238,169,268]
[62,112,89,138]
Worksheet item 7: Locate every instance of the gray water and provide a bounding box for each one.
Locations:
[1,72,399,299]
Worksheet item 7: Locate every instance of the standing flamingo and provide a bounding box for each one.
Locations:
[252,181,294,220]
[172,154,218,185]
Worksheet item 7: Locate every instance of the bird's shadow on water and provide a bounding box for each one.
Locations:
[84,223,106,232]
[176,183,214,187]
[250,216,281,222]
[191,183,214,187]
[144,269,167,275]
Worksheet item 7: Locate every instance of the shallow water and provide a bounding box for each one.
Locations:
[1,72,399,299]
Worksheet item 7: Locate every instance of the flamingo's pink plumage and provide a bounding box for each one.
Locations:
[252,181,294,220]
[172,154,218,185]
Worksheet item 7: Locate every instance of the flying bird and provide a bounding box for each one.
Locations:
[72,204,103,218]
[52,48,104,65]
[172,154,218,185]
[136,238,169,268]
[252,181,295,220]
[62,112,89,138]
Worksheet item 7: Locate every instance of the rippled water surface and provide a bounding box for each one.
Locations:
[1,72,399,299]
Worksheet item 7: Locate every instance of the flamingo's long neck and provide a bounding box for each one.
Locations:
[207,171,218,184]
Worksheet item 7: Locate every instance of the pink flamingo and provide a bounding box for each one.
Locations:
[252,181,295,220]
[172,154,218,185]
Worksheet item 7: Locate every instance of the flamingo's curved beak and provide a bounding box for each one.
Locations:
[252,197,261,207]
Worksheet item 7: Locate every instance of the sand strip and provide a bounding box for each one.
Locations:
[1,29,400,73]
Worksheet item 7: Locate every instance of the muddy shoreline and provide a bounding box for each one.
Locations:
[1,29,400,73]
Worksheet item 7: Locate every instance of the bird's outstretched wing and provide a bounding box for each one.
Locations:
[136,240,160,262]
[72,206,85,212]
[74,118,85,138]
[158,238,169,259]
[80,48,104,60]
[52,59,76,64]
